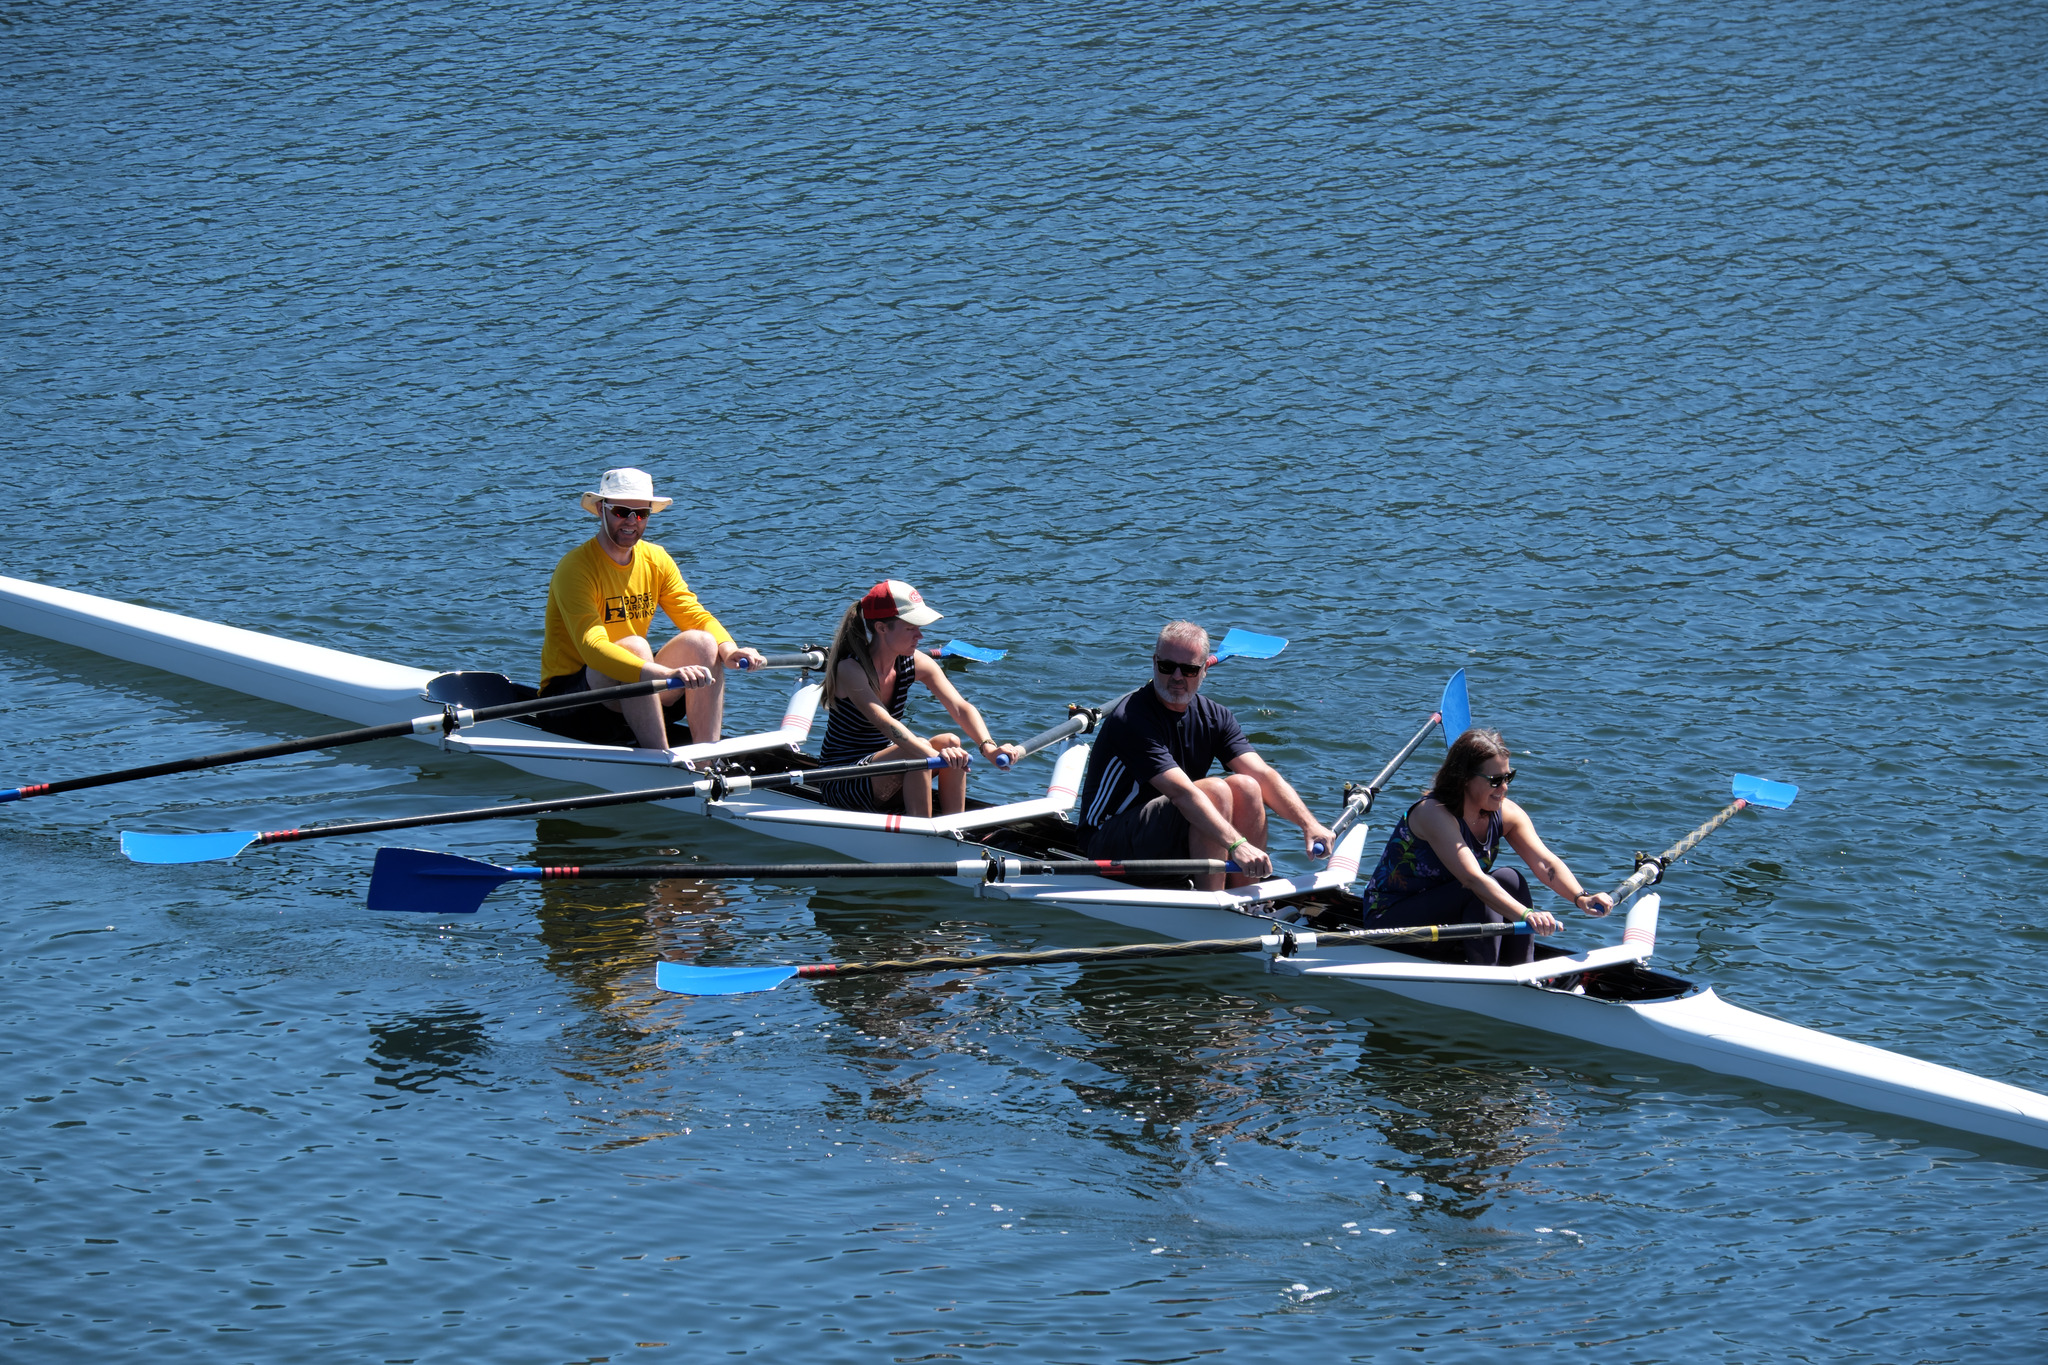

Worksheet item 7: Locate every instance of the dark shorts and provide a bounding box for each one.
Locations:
[815,754,908,815]
[1362,866,1535,967]
[535,671,690,749]
[1083,794,1191,861]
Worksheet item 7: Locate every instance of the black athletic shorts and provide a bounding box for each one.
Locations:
[1082,794,1191,861]
[535,671,690,749]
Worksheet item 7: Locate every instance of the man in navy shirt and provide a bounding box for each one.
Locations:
[1076,620,1334,891]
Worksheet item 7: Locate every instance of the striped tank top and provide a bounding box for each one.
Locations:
[815,655,916,812]
[1362,800,1502,918]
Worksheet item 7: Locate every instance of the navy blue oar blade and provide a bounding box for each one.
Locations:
[655,962,800,996]
[368,847,527,914]
[122,829,261,864]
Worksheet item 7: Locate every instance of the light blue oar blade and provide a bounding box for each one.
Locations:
[367,847,523,914]
[1212,628,1287,662]
[655,962,801,996]
[1439,669,1470,748]
[121,829,260,864]
[1732,773,1798,809]
[939,640,1008,663]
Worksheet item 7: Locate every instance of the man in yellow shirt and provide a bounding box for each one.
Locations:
[538,468,766,750]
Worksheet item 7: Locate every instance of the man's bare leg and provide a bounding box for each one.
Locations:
[586,636,669,750]
[1187,773,1269,890]
[655,631,724,744]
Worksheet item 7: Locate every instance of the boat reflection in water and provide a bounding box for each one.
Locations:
[365,1007,495,1102]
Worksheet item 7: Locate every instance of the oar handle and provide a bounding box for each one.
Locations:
[733,649,827,672]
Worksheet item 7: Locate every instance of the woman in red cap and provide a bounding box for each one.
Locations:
[814,580,1025,815]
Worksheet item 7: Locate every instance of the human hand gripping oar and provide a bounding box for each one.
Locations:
[653,920,1532,996]
[123,703,1098,864]
[120,752,960,864]
[366,849,1252,915]
[1599,772,1799,916]
[2,673,721,807]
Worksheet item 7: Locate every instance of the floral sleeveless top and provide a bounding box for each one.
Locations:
[1362,800,1502,917]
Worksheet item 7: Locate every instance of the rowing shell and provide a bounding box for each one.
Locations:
[4,573,2047,1152]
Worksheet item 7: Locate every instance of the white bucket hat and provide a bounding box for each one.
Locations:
[579,467,673,515]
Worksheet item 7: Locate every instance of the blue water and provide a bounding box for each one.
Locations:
[6,1,2048,1359]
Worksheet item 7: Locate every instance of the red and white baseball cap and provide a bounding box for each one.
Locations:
[859,579,942,626]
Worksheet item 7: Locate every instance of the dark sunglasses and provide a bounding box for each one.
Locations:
[1480,770,1517,788]
[605,503,651,521]
[1154,658,1205,677]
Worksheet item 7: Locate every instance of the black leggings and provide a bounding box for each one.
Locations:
[1363,866,1535,967]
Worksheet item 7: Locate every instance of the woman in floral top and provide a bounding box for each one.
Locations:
[1360,728,1613,966]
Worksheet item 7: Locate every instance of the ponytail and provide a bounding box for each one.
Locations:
[820,600,882,706]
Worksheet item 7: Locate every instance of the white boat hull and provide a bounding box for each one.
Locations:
[1273,930,2048,1150]
[6,573,2048,1152]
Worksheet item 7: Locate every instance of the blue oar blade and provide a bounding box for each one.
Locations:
[367,847,519,914]
[121,829,260,864]
[1732,773,1798,809]
[1439,669,1471,748]
[938,640,1008,663]
[1212,628,1287,662]
[655,962,801,996]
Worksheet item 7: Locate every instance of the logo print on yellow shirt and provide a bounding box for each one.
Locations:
[603,590,655,625]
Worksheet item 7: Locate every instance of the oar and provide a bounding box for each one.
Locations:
[121,752,959,864]
[126,701,1105,863]
[2,673,707,806]
[1604,772,1799,912]
[1323,670,1468,851]
[990,706,1100,769]
[938,640,1008,663]
[655,920,1532,996]
[1438,667,1470,745]
[368,848,1246,915]
[1211,628,1287,662]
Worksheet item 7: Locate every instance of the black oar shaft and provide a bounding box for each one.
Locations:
[255,754,949,847]
[789,921,1520,979]
[531,858,1230,882]
[4,673,685,802]
[1016,713,1092,758]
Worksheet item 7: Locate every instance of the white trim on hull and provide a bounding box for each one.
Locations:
[6,573,2048,1152]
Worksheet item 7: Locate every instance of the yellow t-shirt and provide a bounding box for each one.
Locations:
[540,538,735,684]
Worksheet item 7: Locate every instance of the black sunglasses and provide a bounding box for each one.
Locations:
[605,503,651,520]
[1154,658,1206,677]
[1480,770,1517,788]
